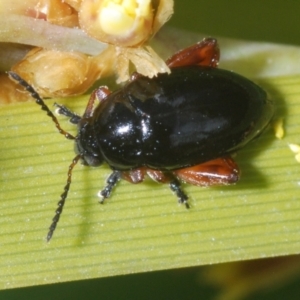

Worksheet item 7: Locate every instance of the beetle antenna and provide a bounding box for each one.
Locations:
[8,71,75,140]
[47,154,81,241]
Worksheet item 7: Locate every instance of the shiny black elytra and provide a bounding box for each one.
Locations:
[9,38,274,241]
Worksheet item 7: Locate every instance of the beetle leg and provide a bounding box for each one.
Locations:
[121,168,146,183]
[169,179,189,208]
[146,169,172,183]
[54,103,81,124]
[98,170,121,203]
[145,169,189,208]
[83,86,111,118]
[129,71,141,81]
[165,38,220,68]
[173,156,240,187]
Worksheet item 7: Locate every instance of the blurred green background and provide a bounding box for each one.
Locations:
[169,0,300,45]
[2,0,300,299]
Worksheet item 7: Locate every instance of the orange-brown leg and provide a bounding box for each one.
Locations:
[145,169,172,183]
[121,168,190,208]
[121,168,174,184]
[173,156,240,187]
[165,38,220,68]
[104,157,238,207]
[145,169,189,208]
[83,86,111,118]
[121,167,147,184]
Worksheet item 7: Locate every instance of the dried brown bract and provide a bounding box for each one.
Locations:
[1,0,173,100]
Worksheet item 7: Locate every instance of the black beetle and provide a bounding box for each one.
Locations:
[9,38,274,241]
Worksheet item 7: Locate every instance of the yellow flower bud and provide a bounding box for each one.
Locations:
[79,0,172,47]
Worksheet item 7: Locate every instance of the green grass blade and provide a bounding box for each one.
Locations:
[1,36,300,289]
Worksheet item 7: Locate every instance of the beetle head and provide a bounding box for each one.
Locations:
[75,119,104,167]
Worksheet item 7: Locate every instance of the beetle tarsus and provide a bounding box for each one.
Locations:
[54,103,81,124]
[169,179,190,209]
[98,170,121,203]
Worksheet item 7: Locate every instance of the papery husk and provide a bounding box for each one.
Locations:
[11,48,105,97]
[152,0,173,36]
[0,74,32,104]
[115,45,170,82]
[65,0,82,11]
[0,0,79,27]
[47,0,79,27]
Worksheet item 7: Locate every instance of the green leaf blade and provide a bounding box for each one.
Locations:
[1,38,300,289]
